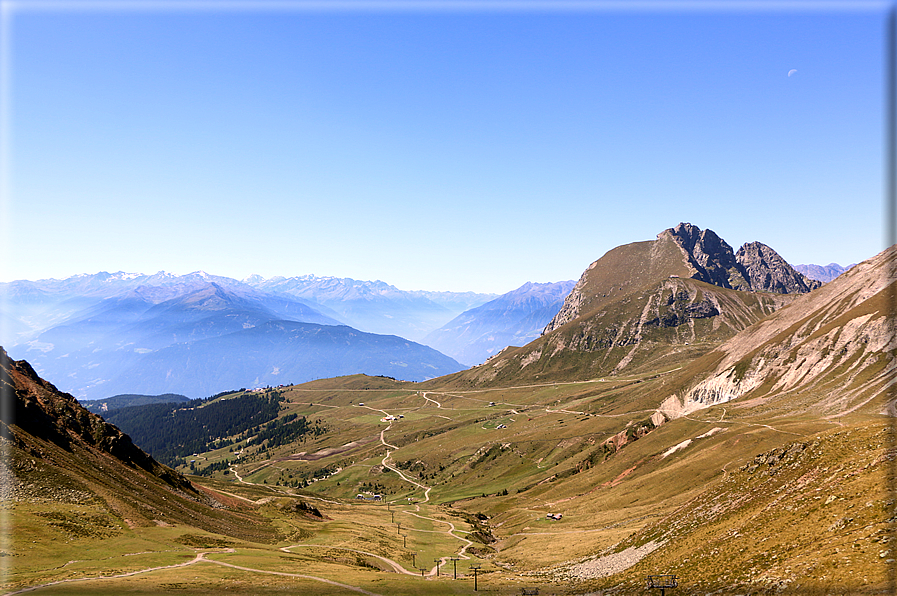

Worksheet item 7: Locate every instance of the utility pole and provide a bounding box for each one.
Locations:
[397,522,401,534]
[450,557,460,579]
[470,564,481,591]
[411,553,415,567]
[401,533,406,548]
[434,559,441,577]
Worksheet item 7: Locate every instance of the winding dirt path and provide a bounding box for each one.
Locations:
[420,392,454,420]
[357,403,391,417]
[201,554,383,594]
[2,551,214,596]
[280,544,417,576]
[226,465,340,505]
[421,392,443,408]
[377,420,433,502]
[2,550,383,596]
[400,510,476,572]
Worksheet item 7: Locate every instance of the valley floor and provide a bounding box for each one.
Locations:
[4,372,895,595]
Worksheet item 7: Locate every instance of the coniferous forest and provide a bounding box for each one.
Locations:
[100,390,321,466]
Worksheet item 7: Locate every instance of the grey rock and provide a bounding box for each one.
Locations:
[736,242,822,294]
[666,222,750,290]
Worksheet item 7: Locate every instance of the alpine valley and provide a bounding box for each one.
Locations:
[1,223,892,596]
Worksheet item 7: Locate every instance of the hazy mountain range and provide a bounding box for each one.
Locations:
[421,280,577,365]
[1,272,482,398]
[0,224,852,400]
[243,274,493,341]
[792,262,856,283]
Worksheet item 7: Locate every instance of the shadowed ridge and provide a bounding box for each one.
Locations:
[0,346,195,495]
[0,347,280,541]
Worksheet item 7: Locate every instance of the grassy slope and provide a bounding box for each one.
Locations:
[6,366,894,595]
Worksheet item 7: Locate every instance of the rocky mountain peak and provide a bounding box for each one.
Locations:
[662,223,748,290]
[735,242,822,294]
[542,223,821,337]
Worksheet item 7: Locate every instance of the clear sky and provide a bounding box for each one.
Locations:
[0,1,890,294]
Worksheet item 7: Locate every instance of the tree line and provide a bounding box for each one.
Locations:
[102,391,286,466]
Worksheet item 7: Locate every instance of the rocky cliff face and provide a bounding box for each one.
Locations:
[664,222,750,290]
[663,223,820,294]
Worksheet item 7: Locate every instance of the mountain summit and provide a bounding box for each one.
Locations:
[665,222,820,293]
[544,223,819,334]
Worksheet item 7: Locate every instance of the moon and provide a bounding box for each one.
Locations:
[788,69,797,77]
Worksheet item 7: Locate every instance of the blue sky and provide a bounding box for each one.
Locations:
[1,1,890,293]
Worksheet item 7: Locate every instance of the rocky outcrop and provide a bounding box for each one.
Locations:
[663,222,750,290]
[736,242,821,294]
[664,224,819,294]
[644,288,720,328]
[658,367,763,420]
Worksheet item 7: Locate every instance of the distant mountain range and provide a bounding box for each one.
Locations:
[421,281,576,365]
[1,271,480,399]
[792,262,855,283]
[90,319,464,399]
[1,229,848,400]
[242,274,494,341]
